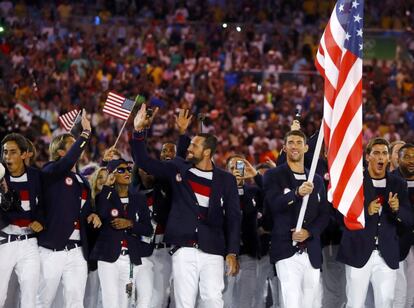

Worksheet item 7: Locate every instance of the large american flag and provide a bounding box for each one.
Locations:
[315,0,365,229]
[59,109,80,132]
[103,92,135,121]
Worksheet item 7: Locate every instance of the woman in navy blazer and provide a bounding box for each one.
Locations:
[90,159,153,308]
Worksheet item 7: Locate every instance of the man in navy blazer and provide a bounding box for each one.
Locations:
[223,155,261,308]
[131,104,241,308]
[0,133,44,308]
[36,110,102,308]
[263,130,329,308]
[337,137,414,308]
[392,143,414,308]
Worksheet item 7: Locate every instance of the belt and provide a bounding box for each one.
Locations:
[295,245,307,255]
[0,233,36,245]
[154,243,171,249]
[120,249,129,256]
[51,241,82,252]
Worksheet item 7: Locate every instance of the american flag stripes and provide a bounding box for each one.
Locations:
[315,0,365,229]
[103,92,135,121]
[59,109,80,132]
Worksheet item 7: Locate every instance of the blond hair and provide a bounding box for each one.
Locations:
[89,167,108,201]
[49,133,74,161]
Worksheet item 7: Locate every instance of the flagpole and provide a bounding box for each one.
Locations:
[292,125,324,246]
[69,110,82,134]
[113,95,144,148]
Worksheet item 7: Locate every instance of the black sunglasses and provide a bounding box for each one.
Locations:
[115,167,132,174]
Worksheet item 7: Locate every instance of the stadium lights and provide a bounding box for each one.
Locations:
[236,26,241,32]
[222,23,228,29]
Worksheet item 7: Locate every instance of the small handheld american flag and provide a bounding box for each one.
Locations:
[103,92,139,121]
[59,110,80,132]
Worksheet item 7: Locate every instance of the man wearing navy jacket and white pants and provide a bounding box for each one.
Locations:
[337,137,414,308]
[36,110,101,308]
[263,130,329,308]
[0,133,44,308]
[131,104,241,308]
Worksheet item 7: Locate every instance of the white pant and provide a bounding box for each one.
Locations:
[36,246,88,308]
[0,238,40,308]
[98,255,153,308]
[149,247,172,308]
[223,255,257,308]
[135,257,154,308]
[345,250,397,308]
[254,257,280,308]
[393,261,407,308]
[172,247,224,308]
[406,247,414,308]
[275,252,320,308]
[84,270,102,308]
[322,245,346,308]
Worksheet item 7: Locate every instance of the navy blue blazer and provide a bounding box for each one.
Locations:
[337,171,414,269]
[90,186,153,265]
[391,169,414,261]
[263,163,329,268]
[1,166,44,229]
[131,130,241,256]
[239,184,261,258]
[37,135,92,259]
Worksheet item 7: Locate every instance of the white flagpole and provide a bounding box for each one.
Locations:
[292,125,324,246]
[113,120,128,148]
[69,110,82,134]
[112,95,143,148]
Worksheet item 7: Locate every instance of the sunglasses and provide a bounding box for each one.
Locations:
[115,167,132,174]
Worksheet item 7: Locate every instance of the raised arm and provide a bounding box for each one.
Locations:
[131,104,176,178]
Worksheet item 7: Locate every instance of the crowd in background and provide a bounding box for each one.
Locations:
[0,0,413,170]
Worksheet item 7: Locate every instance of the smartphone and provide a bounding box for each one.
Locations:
[295,105,302,121]
[236,160,245,177]
[146,108,153,118]
[197,113,206,122]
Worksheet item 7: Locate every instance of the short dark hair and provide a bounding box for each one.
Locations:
[225,154,246,167]
[197,133,218,157]
[398,143,414,158]
[284,130,307,144]
[1,133,29,153]
[366,137,390,155]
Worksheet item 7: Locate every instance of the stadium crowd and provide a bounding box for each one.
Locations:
[0,1,414,308]
[0,0,413,170]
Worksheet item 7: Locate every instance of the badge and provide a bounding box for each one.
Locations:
[324,172,330,181]
[176,173,182,182]
[111,209,119,217]
[283,188,291,194]
[65,177,73,186]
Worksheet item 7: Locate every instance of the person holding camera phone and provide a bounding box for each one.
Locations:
[131,104,241,308]
[224,154,262,308]
[0,133,44,308]
[90,159,153,308]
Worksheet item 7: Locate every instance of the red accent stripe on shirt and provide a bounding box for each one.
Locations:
[19,190,29,201]
[11,219,31,227]
[188,180,211,197]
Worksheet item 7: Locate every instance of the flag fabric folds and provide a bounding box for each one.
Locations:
[315,0,365,230]
[103,92,135,121]
[59,109,80,132]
